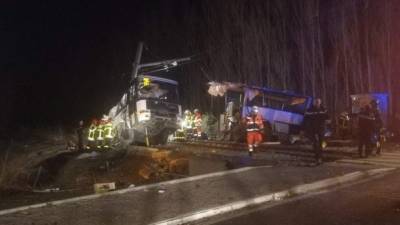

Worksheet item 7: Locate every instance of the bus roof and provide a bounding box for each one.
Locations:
[246,85,311,99]
[208,81,310,99]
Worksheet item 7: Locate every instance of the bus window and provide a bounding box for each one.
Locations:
[282,97,307,114]
[246,94,263,107]
[226,91,242,106]
[263,94,286,110]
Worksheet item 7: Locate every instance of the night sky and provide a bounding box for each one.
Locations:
[2,0,400,134]
[2,1,197,129]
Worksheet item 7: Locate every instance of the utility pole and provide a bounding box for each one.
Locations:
[131,42,144,82]
[131,42,191,80]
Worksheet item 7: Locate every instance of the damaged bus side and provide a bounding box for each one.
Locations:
[209,82,313,143]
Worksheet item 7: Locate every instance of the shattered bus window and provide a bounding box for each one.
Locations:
[138,80,179,104]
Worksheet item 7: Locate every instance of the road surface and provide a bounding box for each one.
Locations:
[210,169,400,225]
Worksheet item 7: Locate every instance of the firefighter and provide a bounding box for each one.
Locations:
[95,116,106,149]
[304,98,329,165]
[103,116,114,149]
[358,104,376,157]
[183,110,193,129]
[370,100,383,155]
[87,119,98,149]
[244,106,264,156]
[193,109,203,139]
[76,120,84,151]
[182,110,194,139]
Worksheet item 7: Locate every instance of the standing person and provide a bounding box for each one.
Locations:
[370,100,383,155]
[183,110,193,129]
[304,98,328,165]
[95,116,106,149]
[87,119,97,149]
[193,109,203,139]
[244,106,264,156]
[358,104,376,157]
[76,120,84,151]
[103,117,114,149]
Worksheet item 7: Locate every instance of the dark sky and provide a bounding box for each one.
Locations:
[2,1,197,128]
[2,0,399,131]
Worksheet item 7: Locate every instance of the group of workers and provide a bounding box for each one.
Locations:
[244,97,382,165]
[86,115,115,149]
[77,98,382,165]
[181,109,203,139]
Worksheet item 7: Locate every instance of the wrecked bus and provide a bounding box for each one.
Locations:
[208,82,313,142]
[109,75,181,146]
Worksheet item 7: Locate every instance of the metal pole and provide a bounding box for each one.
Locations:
[145,127,150,147]
[131,42,144,82]
[127,42,144,133]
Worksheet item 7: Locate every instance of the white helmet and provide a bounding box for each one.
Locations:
[102,114,109,121]
[252,106,259,113]
[184,110,191,115]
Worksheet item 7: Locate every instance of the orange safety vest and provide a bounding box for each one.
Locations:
[245,114,264,132]
[194,114,202,127]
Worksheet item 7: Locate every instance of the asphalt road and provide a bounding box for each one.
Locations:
[210,169,400,225]
[0,163,373,225]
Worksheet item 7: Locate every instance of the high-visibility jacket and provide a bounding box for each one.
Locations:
[96,124,104,141]
[194,114,202,128]
[245,114,264,132]
[88,124,96,141]
[104,122,114,139]
[182,115,193,129]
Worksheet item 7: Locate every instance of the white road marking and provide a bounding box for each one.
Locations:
[338,152,400,168]
[150,167,395,225]
[0,165,271,216]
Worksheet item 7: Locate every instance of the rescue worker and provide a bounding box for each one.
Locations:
[103,116,114,149]
[87,119,98,149]
[193,109,203,139]
[304,98,328,165]
[95,116,106,149]
[370,100,383,155]
[182,110,194,139]
[183,110,193,129]
[244,106,264,156]
[76,120,84,151]
[358,104,376,157]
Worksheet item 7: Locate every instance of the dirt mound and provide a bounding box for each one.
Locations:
[0,146,190,209]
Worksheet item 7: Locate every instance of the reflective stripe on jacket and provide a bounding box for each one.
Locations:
[88,125,96,141]
[104,122,114,139]
[245,114,264,132]
[96,125,104,140]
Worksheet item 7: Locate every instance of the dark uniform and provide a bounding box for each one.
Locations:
[76,120,84,151]
[304,105,328,164]
[371,102,383,155]
[358,105,375,157]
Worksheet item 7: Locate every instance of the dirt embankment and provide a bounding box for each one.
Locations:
[0,137,192,210]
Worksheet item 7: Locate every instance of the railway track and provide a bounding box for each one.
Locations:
[169,140,357,162]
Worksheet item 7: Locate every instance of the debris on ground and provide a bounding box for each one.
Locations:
[0,140,193,209]
[33,188,60,193]
[137,150,189,180]
[94,182,116,194]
